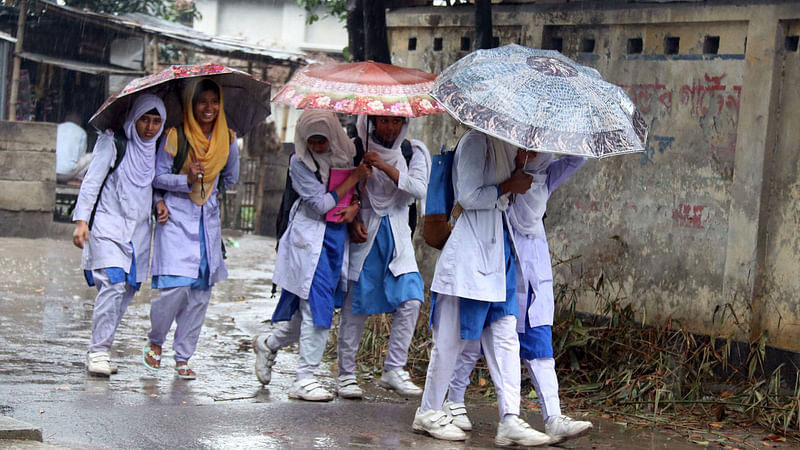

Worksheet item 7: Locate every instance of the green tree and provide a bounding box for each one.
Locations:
[297,0,346,24]
[63,0,200,22]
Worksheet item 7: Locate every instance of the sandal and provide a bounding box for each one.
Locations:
[142,342,161,370]
[175,364,196,380]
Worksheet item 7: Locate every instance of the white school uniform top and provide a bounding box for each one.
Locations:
[346,139,431,281]
[272,155,350,299]
[73,133,153,283]
[431,131,517,302]
[512,155,586,330]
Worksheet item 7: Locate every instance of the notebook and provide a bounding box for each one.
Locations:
[325,167,356,222]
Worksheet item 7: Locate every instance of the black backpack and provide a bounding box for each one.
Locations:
[87,134,128,229]
[275,157,322,242]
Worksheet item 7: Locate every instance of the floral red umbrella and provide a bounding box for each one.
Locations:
[89,63,271,135]
[271,61,445,117]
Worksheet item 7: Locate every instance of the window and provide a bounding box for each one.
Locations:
[580,38,596,53]
[627,38,643,54]
[545,37,563,52]
[786,36,799,52]
[408,38,417,51]
[434,37,443,51]
[664,36,680,55]
[703,36,720,54]
[461,37,470,51]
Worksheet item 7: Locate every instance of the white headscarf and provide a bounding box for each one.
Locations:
[294,110,356,184]
[357,114,410,216]
[487,136,518,212]
[117,93,167,188]
[508,151,555,238]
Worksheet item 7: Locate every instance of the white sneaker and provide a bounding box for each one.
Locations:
[86,351,111,377]
[377,369,422,396]
[253,334,277,385]
[495,416,553,447]
[336,374,363,399]
[546,415,593,440]
[443,401,472,431]
[288,378,334,402]
[412,408,467,441]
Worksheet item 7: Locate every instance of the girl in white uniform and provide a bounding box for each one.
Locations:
[72,94,168,377]
[253,110,370,401]
[335,115,431,398]
[413,130,552,446]
[444,150,592,442]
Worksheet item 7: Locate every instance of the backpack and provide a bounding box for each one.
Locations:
[353,136,417,236]
[87,134,128,229]
[422,145,457,249]
[274,157,322,242]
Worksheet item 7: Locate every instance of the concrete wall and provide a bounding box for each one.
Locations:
[0,121,57,238]
[387,2,800,351]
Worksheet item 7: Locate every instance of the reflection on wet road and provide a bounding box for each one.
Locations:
[0,234,699,449]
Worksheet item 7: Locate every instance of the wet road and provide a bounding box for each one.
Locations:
[0,233,699,449]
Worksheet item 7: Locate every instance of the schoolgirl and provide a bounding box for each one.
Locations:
[414,130,552,446]
[444,151,592,442]
[335,114,430,399]
[253,110,370,401]
[144,78,239,379]
[72,94,167,376]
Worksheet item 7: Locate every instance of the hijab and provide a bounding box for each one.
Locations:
[164,78,232,205]
[507,151,555,238]
[294,110,356,184]
[117,93,167,188]
[487,136,518,212]
[356,114,410,215]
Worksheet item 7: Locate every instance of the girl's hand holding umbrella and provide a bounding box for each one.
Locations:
[499,168,533,196]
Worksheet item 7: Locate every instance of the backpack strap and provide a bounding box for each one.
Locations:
[170,126,191,175]
[88,134,127,229]
[401,139,413,167]
[353,136,365,166]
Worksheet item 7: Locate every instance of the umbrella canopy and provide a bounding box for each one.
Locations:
[89,63,271,135]
[271,61,446,117]
[430,44,648,158]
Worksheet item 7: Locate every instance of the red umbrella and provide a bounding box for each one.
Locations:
[271,61,445,117]
[89,63,271,135]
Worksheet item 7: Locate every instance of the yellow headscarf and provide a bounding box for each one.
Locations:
[164,78,233,205]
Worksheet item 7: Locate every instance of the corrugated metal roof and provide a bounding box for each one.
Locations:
[37,0,308,65]
[19,51,144,75]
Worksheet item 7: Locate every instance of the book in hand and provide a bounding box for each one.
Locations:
[325,167,356,222]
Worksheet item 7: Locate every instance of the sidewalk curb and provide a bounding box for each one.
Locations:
[0,416,42,442]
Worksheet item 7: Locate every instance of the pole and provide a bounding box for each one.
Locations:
[8,0,28,121]
[152,35,159,72]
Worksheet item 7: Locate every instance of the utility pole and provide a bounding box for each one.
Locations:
[475,0,493,50]
[8,0,28,121]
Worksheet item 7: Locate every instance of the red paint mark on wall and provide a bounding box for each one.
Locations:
[679,74,741,117]
[672,204,706,229]
[618,79,672,114]
[618,74,741,118]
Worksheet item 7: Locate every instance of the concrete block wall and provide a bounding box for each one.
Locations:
[0,121,57,238]
[387,2,800,351]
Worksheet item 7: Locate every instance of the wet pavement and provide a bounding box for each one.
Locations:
[0,231,699,449]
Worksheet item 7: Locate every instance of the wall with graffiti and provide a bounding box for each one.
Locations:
[388,4,800,351]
